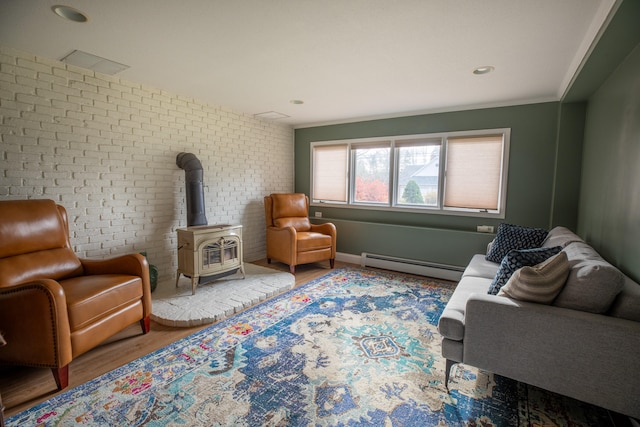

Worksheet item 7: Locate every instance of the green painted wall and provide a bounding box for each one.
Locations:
[294,1,640,272]
[552,102,587,230]
[578,41,640,281]
[295,102,562,267]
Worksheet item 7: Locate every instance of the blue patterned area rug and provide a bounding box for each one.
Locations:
[8,267,614,426]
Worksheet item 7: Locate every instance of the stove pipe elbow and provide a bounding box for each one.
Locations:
[176,152,208,226]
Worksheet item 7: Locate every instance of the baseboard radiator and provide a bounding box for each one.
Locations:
[361,252,464,282]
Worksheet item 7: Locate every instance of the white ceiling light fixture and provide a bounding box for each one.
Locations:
[473,66,495,75]
[61,50,130,75]
[52,5,89,23]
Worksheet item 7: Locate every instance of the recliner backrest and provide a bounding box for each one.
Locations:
[0,199,83,287]
[267,193,311,231]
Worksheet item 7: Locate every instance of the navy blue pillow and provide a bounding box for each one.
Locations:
[488,246,562,295]
[486,223,549,263]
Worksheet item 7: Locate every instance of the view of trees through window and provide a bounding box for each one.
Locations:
[397,144,440,206]
[354,146,390,203]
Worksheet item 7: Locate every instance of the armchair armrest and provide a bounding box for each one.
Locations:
[310,222,336,237]
[266,226,298,263]
[310,222,337,257]
[80,253,149,279]
[80,253,152,316]
[0,279,72,368]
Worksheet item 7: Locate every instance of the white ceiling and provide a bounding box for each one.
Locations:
[0,0,618,127]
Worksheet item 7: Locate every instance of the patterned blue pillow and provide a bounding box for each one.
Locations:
[486,223,549,263]
[487,246,562,295]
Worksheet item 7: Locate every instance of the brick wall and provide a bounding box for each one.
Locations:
[0,46,294,288]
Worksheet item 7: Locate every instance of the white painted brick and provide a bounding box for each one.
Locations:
[1,46,294,279]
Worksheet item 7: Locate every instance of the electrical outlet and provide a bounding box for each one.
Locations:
[314,211,322,218]
[477,225,494,233]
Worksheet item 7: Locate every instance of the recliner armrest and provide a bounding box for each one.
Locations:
[0,279,72,368]
[80,253,152,316]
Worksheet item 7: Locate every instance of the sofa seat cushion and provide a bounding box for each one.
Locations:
[61,274,143,331]
[552,242,624,313]
[497,251,570,304]
[438,276,492,341]
[486,223,549,263]
[462,254,499,279]
[296,232,332,252]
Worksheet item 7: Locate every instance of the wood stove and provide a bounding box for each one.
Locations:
[176,224,245,295]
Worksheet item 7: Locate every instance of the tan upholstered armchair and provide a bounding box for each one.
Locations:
[0,199,152,391]
[264,193,336,274]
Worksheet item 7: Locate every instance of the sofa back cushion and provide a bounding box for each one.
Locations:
[542,226,584,248]
[552,242,624,313]
[0,199,83,286]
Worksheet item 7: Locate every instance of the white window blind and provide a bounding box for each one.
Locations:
[444,135,504,210]
[313,144,348,202]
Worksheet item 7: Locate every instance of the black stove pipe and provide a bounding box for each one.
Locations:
[176,152,208,226]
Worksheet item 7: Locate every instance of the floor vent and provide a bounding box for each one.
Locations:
[361,252,463,282]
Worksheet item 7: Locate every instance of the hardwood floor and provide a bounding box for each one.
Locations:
[0,259,349,418]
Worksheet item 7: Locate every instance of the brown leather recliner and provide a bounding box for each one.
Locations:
[0,199,152,391]
[264,193,336,274]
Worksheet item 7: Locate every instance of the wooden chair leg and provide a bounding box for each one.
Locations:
[140,316,151,334]
[52,365,69,390]
[330,258,335,269]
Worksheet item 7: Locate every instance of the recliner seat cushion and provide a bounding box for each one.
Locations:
[61,274,143,331]
[297,232,332,252]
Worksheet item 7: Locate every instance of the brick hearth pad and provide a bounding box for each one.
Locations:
[151,263,295,327]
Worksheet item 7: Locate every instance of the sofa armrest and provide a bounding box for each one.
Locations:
[0,279,73,368]
[463,293,640,417]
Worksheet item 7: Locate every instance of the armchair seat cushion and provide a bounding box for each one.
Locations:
[297,232,332,252]
[62,275,144,331]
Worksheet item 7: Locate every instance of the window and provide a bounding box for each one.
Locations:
[310,129,510,218]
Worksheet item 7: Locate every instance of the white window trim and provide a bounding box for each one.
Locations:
[310,128,510,219]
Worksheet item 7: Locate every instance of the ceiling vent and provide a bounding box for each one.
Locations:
[254,111,290,121]
[60,50,130,75]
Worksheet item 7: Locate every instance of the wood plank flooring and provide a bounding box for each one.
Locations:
[0,259,348,418]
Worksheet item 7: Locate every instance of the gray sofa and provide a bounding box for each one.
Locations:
[438,226,640,420]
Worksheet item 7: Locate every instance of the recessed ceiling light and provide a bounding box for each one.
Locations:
[52,5,89,23]
[290,99,304,105]
[473,66,495,75]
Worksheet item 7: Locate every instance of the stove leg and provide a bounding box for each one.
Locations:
[191,276,197,295]
[175,270,181,288]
